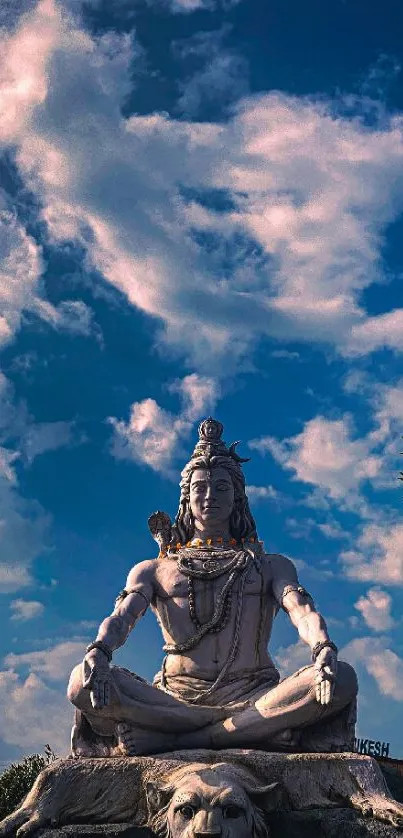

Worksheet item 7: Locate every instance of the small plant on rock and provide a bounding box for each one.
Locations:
[0,744,56,821]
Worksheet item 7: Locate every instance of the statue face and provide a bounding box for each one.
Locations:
[189,467,235,531]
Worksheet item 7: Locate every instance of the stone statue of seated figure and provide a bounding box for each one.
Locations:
[67,418,358,758]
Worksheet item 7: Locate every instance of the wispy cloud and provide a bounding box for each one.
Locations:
[109,374,219,474]
[20,420,76,465]
[274,640,310,678]
[342,637,403,702]
[0,448,49,593]
[0,197,43,349]
[4,640,86,681]
[341,522,403,586]
[173,27,248,118]
[9,599,45,621]
[249,415,382,502]
[246,484,280,501]
[353,587,395,632]
[0,638,86,755]
[0,669,71,754]
[0,374,84,593]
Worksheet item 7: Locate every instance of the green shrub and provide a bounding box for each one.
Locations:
[0,744,56,821]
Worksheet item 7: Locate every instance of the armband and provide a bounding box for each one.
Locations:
[114,588,150,609]
[280,584,314,608]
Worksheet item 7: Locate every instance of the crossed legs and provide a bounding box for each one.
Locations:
[174,661,358,750]
[67,660,357,755]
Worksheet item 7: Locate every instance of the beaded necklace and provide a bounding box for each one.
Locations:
[160,544,262,702]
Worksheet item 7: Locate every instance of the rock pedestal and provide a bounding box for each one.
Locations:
[35,811,402,838]
[1,751,402,837]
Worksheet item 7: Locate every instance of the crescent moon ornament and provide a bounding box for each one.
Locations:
[229,441,251,464]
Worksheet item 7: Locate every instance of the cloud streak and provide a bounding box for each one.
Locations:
[9,599,45,621]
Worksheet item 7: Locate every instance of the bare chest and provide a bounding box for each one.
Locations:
[154,553,272,602]
[151,552,278,675]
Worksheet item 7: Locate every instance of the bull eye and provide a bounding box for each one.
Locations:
[179,805,195,820]
[222,805,243,819]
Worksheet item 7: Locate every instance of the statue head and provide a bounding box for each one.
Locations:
[172,418,257,545]
[147,762,280,838]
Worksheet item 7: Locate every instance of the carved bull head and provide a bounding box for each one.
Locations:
[146,762,282,838]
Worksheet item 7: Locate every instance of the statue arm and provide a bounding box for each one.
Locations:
[271,553,330,648]
[270,553,336,705]
[94,560,155,652]
[81,561,155,710]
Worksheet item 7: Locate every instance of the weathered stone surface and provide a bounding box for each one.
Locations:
[1,752,403,837]
[35,809,402,838]
[37,828,149,838]
[268,808,402,837]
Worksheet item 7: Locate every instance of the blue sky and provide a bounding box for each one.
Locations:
[1,0,403,767]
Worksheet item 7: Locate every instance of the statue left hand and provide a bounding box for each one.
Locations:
[314,646,337,705]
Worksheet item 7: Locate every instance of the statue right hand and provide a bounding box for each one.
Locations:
[82,650,113,709]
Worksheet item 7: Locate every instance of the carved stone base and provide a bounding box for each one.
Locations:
[34,811,402,838]
[1,751,402,837]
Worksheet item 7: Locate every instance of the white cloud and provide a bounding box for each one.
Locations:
[2,2,403,369]
[9,598,45,621]
[0,448,49,593]
[170,0,214,15]
[274,640,311,678]
[0,638,86,756]
[345,309,403,357]
[339,372,403,496]
[38,299,100,341]
[4,639,85,681]
[246,484,279,501]
[316,521,346,539]
[353,587,395,631]
[0,0,60,144]
[169,373,219,423]
[341,522,403,586]
[0,669,71,755]
[109,397,187,474]
[0,191,98,353]
[342,637,403,701]
[0,200,43,349]
[250,415,382,501]
[109,374,218,474]
[366,379,403,476]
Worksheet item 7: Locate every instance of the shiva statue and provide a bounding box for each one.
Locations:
[67,418,358,757]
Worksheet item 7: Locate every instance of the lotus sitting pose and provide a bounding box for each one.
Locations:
[67,418,358,757]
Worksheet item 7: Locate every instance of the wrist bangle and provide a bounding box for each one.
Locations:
[311,640,338,663]
[86,641,113,662]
